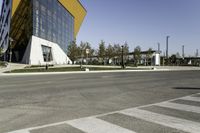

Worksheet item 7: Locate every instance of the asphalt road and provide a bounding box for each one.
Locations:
[0,71,200,133]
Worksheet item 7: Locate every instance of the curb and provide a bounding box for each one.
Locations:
[0,69,171,76]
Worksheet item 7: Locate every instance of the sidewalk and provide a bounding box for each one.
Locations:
[0,63,27,73]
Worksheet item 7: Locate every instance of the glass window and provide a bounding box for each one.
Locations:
[41,45,53,62]
[32,0,74,53]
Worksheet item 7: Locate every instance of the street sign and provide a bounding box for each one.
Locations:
[86,49,90,54]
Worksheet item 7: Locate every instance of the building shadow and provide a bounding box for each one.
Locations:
[173,87,200,90]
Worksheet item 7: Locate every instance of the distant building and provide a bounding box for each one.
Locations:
[129,50,161,66]
[0,0,86,65]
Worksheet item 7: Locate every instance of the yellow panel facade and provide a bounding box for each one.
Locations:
[11,0,87,37]
[11,0,21,16]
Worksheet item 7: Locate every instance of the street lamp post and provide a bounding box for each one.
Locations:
[121,45,125,69]
[166,36,170,59]
[46,53,49,70]
[9,37,14,63]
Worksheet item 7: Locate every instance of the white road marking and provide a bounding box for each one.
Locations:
[101,76,114,78]
[7,93,200,133]
[180,96,200,102]
[67,117,136,133]
[7,130,30,133]
[120,108,200,133]
[7,121,71,133]
[156,102,200,114]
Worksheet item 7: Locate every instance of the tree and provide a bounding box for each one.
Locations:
[67,40,78,64]
[123,42,129,55]
[146,48,153,66]
[0,48,3,61]
[76,41,86,67]
[176,52,181,58]
[175,52,181,66]
[170,54,177,65]
[98,40,106,63]
[112,44,121,65]
[79,41,86,50]
[85,42,95,58]
[123,42,129,63]
[77,41,95,57]
[113,44,121,56]
[133,46,141,66]
[78,42,95,64]
[106,44,114,60]
[0,48,3,58]
[78,41,86,57]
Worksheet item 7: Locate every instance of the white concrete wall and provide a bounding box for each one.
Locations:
[155,53,160,66]
[22,36,72,65]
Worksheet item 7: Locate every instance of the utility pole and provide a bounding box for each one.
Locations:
[158,43,160,53]
[182,45,185,59]
[196,49,199,57]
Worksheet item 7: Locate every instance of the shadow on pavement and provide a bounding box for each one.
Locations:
[173,87,200,90]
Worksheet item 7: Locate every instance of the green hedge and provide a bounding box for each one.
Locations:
[0,61,7,67]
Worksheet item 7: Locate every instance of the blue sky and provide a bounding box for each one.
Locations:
[78,0,200,56]
[1,0,199,56]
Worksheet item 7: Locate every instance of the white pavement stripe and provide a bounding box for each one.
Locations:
[120,108,200,133]
[7,130,30,133]
[156,102,200,114]
[7,93,200,133]
[180,96,200,102]
[67,117,136,133]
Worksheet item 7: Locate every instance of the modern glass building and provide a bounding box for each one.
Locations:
[0,0,86,65]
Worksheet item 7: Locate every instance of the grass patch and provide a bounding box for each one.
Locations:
[5,67,82,73]
[5,66,153,73]
[25,65,54,68]
[5,67,123,73]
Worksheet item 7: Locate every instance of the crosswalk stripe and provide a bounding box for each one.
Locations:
[67,117,136,133]
[120,108,200,133]
[156,102,200,114]
[180,96,200,102]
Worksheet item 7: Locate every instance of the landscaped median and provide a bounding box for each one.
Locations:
[4,66,154,73]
